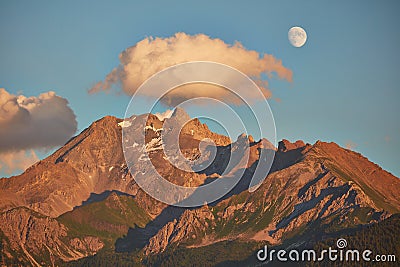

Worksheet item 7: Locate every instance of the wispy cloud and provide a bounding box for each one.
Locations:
[345,141,357,150]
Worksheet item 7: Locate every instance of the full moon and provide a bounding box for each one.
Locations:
[288,26,307,47]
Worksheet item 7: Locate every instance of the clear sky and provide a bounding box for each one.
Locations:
[0,0,399,177]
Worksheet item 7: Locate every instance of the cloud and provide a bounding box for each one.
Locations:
[0,149,38,175]
[0,88,77,152]
[345,141,357,150]
[89,33,292,104]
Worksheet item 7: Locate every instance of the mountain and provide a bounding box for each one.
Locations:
[0,109,399,266]
[140,139,399,254]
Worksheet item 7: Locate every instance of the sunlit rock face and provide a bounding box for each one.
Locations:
[0,111,399,265]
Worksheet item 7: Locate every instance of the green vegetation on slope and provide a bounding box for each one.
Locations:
[66,250,143,267]
[145,240,262,267]
[66,240,263,267]
[309,214,400,267]
[58,193,151,248]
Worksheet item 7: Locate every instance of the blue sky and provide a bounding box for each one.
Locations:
[0,0,399,176]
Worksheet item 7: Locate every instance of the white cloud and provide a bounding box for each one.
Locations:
[89,33,292,104]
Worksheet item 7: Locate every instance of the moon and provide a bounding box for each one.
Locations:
[288,26,307,47]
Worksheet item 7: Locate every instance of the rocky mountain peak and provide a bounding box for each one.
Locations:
[278,139,306,152]
[169,107,191,123]
[236,133,254,143]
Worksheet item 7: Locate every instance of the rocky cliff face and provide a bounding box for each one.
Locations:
[0,207,103,266]
[142,139,400,255]
[144,206,216,255]
[0,110,399,266]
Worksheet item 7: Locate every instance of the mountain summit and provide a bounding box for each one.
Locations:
[0,111,399,266]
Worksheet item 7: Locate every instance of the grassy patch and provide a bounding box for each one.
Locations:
[58,194,151,248]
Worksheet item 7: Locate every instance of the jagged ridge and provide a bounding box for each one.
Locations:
[0,110,399,266]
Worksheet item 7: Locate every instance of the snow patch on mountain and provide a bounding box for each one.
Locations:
[118,121,132,128]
